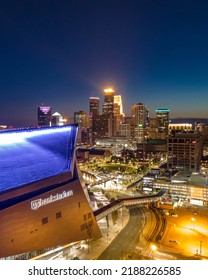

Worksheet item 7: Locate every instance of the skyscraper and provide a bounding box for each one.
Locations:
[102,88,115,116]
[102,88,115,137]
[92,114,109,141]
[37,105,52,126]
[74,111,89,128]
[74,111,90,144]
[156,109,170,135]
[131,103,149,127]
[89,97,99,118]
[131,103,149,142]
[114,95,125,135]
[114,95,124,117]
[51,112,65,126]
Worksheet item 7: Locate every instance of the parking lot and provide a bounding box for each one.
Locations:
[162,205,208,258]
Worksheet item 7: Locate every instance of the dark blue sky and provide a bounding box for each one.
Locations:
[1,0,208,127]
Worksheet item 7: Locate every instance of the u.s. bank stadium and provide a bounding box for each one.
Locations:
[0,125,167,259]
[0,125,103,259]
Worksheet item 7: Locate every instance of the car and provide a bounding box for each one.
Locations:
[169,240,180,244]
[171,213,178,217]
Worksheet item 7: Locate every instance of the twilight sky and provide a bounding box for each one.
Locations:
[1,0,208,127]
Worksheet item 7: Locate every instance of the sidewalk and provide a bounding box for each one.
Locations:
[65,207,130,260]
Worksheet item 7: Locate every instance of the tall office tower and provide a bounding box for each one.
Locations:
[114,95,125,135]
[119,123,131,138]
[148,118,157,139]
[167,131,203,172]
[131,103,149,127]
[51,112,65,126]
[114,95,124,116]
[89,97,99,118]
[103,88,114,116]
[89,97,99,144]
[74,111,89,128]
[37,105,52,126]
[92,115,109,143]
[74,111,90,144]
[131,103,149,142]
[156,109,170,135]
[102,88,115,137]
[148,118,166,140]
[124,116,135,138]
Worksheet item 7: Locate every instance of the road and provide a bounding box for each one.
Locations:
[97,206,146,260]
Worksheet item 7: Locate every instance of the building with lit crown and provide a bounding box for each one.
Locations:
[37,105,52,126]
[102,88,115,116]
[51,112,66,126]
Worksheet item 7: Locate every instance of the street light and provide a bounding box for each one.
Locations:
[106,232,109,244]
[191,217,195,230]
[151,244,157,251]
[150,244,157,259]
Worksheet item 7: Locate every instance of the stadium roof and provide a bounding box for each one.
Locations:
[0,125,77,194]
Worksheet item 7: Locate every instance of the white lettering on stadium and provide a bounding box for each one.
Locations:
[31,190,73,210]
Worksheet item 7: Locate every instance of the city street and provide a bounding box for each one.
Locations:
[97,206,145,260]
[37,203,208,261]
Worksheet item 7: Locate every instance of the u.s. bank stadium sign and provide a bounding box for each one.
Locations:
[31,190,73,210]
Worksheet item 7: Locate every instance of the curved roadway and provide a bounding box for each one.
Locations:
[97,206,146,260]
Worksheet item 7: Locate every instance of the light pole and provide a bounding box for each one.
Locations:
[200,240,202,255]
[106,232,109,244]
[191,217,195,230]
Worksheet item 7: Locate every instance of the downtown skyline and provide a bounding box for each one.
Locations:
[1,1,208,127]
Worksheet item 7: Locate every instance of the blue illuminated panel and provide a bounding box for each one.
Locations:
[156,109,170,113]
[0,125,77,193]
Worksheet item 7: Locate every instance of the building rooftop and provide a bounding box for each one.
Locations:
[169,131,202,138]
[0,125,77,193]
[189,173,208,187]
[171,171,191,183]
